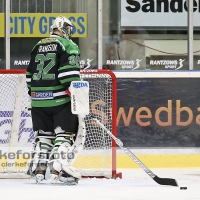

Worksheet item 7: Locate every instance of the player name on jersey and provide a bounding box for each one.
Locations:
[38,44,58,52]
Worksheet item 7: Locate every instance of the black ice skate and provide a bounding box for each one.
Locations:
[27,161,48,184]
[49,166,79,186]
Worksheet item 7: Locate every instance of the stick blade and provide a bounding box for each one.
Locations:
[153,176,178,187]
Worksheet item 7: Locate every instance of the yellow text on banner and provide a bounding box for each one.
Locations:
[0,13,87,38]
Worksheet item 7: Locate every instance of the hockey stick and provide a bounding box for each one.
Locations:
[67,82,178,187]
[87,112,178,187]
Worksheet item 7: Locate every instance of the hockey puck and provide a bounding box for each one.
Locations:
[180,187,187,190]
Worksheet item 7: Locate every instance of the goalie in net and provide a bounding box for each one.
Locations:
[26,15,85,185]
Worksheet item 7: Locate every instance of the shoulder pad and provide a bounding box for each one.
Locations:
[40,38,58,43]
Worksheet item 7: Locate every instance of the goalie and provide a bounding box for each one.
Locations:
[26,15,86,185]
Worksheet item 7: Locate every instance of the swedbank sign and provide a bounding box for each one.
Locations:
[121,0,200,27]
[117,100,199,127]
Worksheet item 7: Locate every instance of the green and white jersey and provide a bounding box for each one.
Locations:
[26,35,81,107]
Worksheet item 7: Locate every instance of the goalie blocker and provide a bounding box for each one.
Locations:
[66,81,90,116]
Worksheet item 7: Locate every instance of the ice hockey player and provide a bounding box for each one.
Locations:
[26,15,84,185]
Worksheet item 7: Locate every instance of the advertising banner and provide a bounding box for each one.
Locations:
[1,75,199,149]
[146,55,200,70]
[0,13,87,37]
[121,0,200,28]
[117,78,200,147]
[146,55,188,70]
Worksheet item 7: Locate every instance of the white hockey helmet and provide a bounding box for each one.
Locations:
[50,15,73,39]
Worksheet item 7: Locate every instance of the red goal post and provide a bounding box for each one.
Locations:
[0,69,122,179]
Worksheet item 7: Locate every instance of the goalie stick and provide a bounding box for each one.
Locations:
[67,81,178,187]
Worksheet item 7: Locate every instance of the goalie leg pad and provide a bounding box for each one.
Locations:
[49,142,81,180]
[57,116,86,166]
[26,130,54,183]
[49,117,86,181]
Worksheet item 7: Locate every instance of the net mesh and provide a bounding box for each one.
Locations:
[0,70,116,178]
[74,72,114,177]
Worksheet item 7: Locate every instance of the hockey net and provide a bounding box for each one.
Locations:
[0,69,121,179]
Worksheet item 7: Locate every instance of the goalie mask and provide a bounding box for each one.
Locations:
[50,16,73,39]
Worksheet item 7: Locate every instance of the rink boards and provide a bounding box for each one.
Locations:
[0,71,200,171]
[0,148,199,171]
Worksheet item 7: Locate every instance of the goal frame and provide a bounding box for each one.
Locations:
[0,69,122,179]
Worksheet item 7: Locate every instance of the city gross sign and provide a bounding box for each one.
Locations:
[0,13,87,37]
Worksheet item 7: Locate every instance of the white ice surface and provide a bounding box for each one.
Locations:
[0,168,200,200]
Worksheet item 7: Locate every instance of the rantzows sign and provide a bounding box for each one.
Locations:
[146,55,200,70]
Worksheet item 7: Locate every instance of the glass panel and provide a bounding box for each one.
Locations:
[0,0,4,69]
[20,0,28,13]
[28,0,36,13]
[0,0,4,12]
[37,0,44,13]
[11,0,19,13]
[9,0,97,69]
[45,0,52,13]
[104,0,189,71]
[193,1,200,70]
[78,0,98,69]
